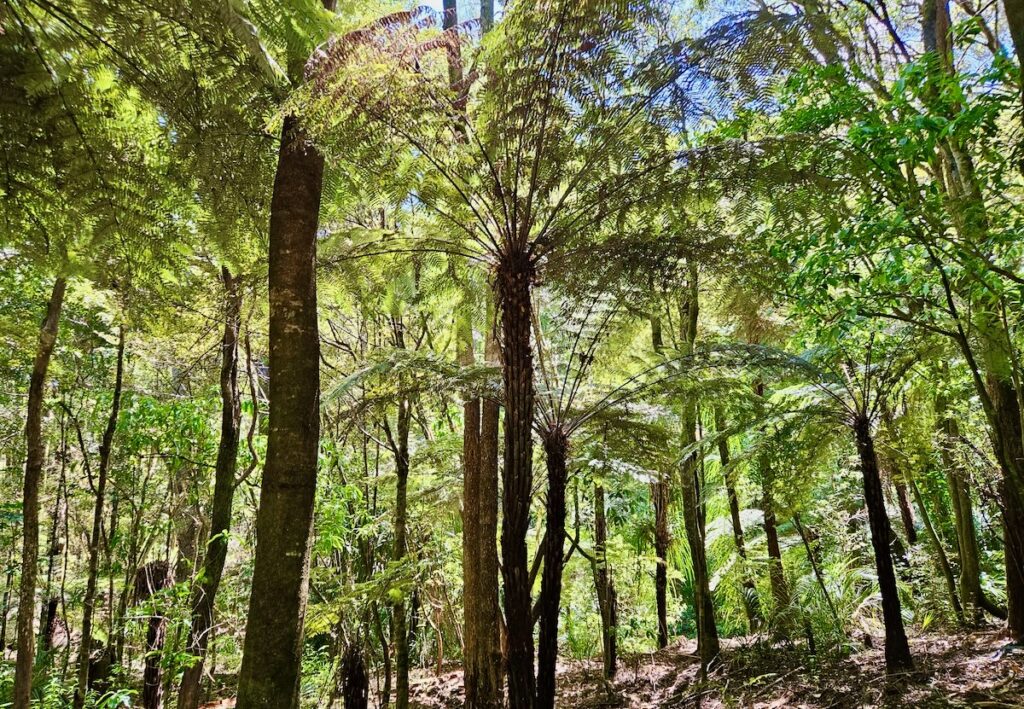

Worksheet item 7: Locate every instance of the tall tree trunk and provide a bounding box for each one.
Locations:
[476,312,503,707]
[853,416,913,673]
[536,428,568,709]
[714,407,760,630]
[592,482,617,680]
[13,276,66,709]
[178,268,243,709]
[650,317,670,649]
[497,249,536,709]
[921,0,1024,641]
[389,397,412,709]
[460,309,484,709]
[677,273,718,672]
[463,300,502,709]
[73,325,126,709]
[236,110,326,708]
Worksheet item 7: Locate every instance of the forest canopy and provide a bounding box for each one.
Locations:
[2,0,1024,707]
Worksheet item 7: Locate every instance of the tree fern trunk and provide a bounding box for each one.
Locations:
[854,416,912,673]
[537,428,568,709]
[497,248,536,709]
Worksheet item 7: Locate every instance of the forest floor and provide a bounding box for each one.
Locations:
[407,630,1024,708]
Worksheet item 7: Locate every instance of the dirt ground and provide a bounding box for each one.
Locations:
[408,631,1024,708]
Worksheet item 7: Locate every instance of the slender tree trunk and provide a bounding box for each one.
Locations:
[652,479,670,649]
[460,308,484,708]
[909,479,963,622]
[760,456,790,619]
[477,312,503,707]
[714,407,759,630]
[536,428,568,709]
[853,416,913,673]
[13,276,66,709]
[676,274,718,672]
[73,325,126,709]
[390,398,412,709]
[680,430,718,670]
[178,268,242,709]
[792,515,841,626]
[464,300,503,708]
[592,482,617,679]
[650,317,670,648]
[497,249,536,709]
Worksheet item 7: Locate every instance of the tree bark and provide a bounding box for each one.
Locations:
[460,309,484,709]
[178,268,243,709]
[853,416,913,673]
[73,325,126,709]
[497,248,536,709]
[650,317,670,649]
[714,407,760,630]
[762,457,790,609]
[389,395,412,709]
[652,476,670,649]
[985,371,1024,641]
[536,428,568,709]
[236,111,325,709]
[676,274,718,672]
[476,310,503,708]
[13,276,66,708]
[592,482,617,679]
